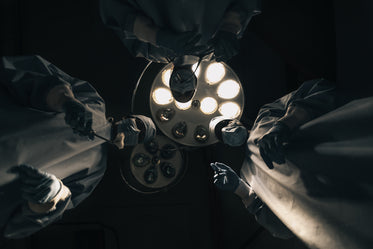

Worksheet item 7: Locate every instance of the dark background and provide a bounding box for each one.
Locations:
[1,0,371,248]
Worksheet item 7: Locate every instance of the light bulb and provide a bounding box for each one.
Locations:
[219,102,241,119]
[152,88,173,105]
[175,100,192,110]
[217,80,240,99]
[205,62,225,84]
[162,69,171,87]
[200,97,218,115]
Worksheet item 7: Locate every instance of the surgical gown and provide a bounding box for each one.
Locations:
[242,79,373,248]
[0,55,111,238]
[100,0,261,62]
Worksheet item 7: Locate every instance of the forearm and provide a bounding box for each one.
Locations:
[234,179,257,208]
[3,184,72,239]
[277,104,312,130]
[220,11,242,35]
[133,15,159,45]
[46,84,75,112]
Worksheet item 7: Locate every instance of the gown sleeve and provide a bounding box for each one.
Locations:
[246,195,294,239]
[1,55,108,238]
[243,79,336,239]
[253,78,336,130]
[99,0,173,63]
[227,0,261,38]
[0,55,74,111]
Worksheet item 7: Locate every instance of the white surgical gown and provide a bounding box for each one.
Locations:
[0,55,111,238]
[242,79,373,248]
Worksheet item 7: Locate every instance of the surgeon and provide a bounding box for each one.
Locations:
[100,0,261,102]
[211,78,373,247]
[210,78,338,238]
[0,55,156,238]
[100,0,261,63]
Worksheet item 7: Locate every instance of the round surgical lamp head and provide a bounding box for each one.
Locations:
[169,65,197,103]
[147,59,244,147]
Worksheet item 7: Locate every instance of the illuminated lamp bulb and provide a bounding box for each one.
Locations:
[162,69,172,87]
[200,97,218,115]
[217,80,240,99]
[152,88,173,105]
[219,102,241,119]
[205,62,225,84]
[175,100,192,110]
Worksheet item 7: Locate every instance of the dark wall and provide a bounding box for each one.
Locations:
[0,0,342,248]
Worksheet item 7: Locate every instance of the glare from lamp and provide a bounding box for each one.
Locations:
[219,102,241,119]
[162,69,172,87]
[153,88,173,105]
[217,80,240,99]
[192,63,201,77]
[200,97,218,115]
[205,62,225,84]
[175,100,192,110]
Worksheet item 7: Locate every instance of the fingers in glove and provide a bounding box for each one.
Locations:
[271,136,285,164]
[214,162,231,171]
[210,162,219,171]
[259,145,274,169]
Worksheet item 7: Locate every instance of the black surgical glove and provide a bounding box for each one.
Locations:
[210,162,240,192]
[156,29,205,56]
[210,31,239,62]
[63,98,94,140]
[256,122,291,169]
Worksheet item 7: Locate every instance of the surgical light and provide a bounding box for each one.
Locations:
[217,80,240,99]
[146,59,244,147]
[200,97,218,115]
[205,62,225,84]
[152,88,173,105]
[162,69,171,87]
[175,100,192,110]
[219,102,241,119]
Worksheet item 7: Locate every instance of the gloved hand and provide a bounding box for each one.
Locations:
[209,31,239,62]
[62,98,94,140]
[156,29,206,56]
[256,121,291,169]
[10,165,61,204]
[117,118,141,146]
[210,162,240,192]
[221,120,248,146]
